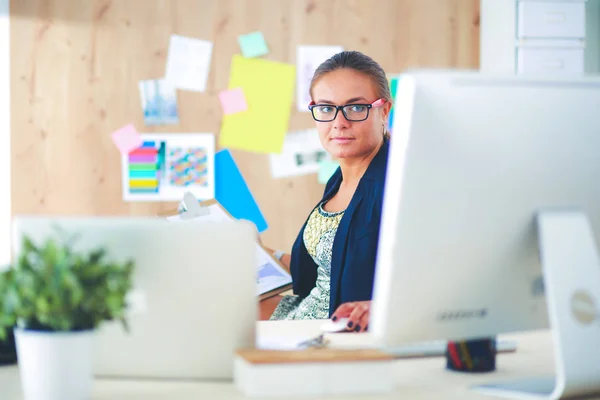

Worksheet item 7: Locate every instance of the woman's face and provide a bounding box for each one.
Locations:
[311,69,390,160]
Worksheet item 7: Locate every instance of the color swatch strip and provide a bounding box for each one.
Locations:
[128,141,159,193]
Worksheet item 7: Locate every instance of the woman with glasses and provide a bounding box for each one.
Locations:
[266,50,392,333]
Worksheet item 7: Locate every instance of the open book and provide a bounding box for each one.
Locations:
[161,195,293,300]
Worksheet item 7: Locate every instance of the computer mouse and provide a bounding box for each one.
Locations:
[320,318,351,333]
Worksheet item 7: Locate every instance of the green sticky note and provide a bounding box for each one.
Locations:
[238,31,269,58]
[318,161,340,184]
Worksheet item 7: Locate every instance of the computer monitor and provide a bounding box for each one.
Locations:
[12,216,258,380]
[369,71,600,398]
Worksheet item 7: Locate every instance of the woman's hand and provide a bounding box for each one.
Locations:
[330,301,371,332]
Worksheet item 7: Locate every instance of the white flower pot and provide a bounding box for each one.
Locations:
[14,328,95,400]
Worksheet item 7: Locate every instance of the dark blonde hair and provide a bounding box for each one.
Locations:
[309,51,392,139]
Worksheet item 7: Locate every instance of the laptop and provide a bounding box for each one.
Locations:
[11,216,258,380]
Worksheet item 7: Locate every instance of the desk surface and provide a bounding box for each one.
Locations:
[1,320,598,400]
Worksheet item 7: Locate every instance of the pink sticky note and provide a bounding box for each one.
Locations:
[219,87,248,115]
[111,124,142,155]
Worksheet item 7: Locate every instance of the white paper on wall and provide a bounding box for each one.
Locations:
[164,34,213,92]
[296,45,344,112]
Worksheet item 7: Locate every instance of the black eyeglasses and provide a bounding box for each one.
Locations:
[308,98,385,122]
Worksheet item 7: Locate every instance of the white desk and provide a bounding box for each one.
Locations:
[1,320,599,400]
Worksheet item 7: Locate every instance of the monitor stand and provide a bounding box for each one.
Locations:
[473,210,600,400]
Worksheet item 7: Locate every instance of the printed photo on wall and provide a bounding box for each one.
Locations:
[139,79,180,125]
[121,133,215,202]
[269,129,332,179]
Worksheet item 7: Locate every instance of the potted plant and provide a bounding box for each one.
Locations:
[0,268,17,365]
[0,228,135,400]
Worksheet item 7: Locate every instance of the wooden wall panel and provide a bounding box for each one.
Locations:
[10,0,480,250]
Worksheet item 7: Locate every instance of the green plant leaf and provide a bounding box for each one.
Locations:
[0,231,135,334]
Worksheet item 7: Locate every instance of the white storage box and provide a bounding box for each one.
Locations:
[517,45,585,74]
[234,348,394,397]
[518,1,586,39]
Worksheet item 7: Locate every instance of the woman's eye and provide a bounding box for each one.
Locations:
[319,106,334,113]
[350,105,366,112]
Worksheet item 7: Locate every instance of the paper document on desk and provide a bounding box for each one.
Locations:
[166,195,292,296]
[256,248,293,296]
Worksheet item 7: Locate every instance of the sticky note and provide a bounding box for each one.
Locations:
[111,124,142,155]
[318,160,340,184]
[238,31,269,58]
[215,149,268,233]
[220,55,295,154]
[219,87,248,115]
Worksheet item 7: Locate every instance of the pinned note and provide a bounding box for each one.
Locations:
[220,55,295,154]
[165,34,213,92]
[238,31,269,58]
[215,149,268,233]
[111,124,142,155]
[296,45,343,112]
[218,87,248,115]
[318,160,340,184]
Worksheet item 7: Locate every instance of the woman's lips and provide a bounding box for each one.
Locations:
[331,137,355,143]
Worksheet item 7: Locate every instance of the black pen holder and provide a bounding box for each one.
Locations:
[446,337,496,373]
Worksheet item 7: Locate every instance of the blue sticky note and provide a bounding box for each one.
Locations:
[318,160,340,185]
[238,31,269,58]
[215,149,268,232]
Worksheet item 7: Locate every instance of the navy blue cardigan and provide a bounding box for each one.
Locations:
[289,139,390,317]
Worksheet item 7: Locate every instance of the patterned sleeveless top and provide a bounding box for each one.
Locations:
[269,202,344,320]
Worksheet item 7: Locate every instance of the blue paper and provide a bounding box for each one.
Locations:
[215,149,268,232]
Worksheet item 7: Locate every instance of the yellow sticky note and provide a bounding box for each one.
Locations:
[220,55,295,154]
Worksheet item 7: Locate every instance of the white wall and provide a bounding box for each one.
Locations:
[0,0,10,267]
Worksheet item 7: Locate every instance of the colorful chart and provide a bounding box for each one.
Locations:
[167,147,208,187]
[122,133,215,202]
